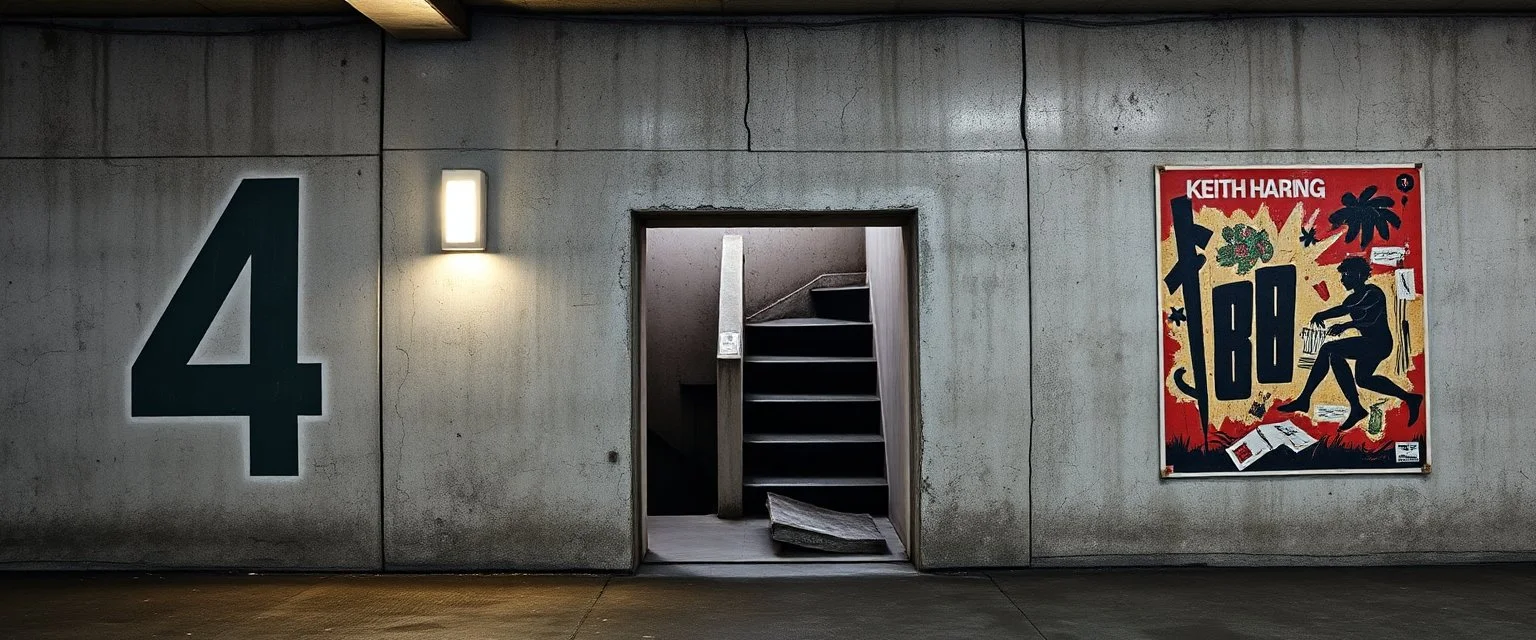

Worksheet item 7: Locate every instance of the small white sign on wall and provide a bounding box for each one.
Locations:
[718,331,741,358]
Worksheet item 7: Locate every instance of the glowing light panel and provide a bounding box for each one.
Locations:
[440,169,485,251]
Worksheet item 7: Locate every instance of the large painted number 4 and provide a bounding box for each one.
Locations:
[131,178,321,476]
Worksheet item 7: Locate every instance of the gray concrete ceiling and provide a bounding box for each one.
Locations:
[6,0,1536,15]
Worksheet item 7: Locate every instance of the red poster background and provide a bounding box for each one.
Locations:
[1158,165,1428,476]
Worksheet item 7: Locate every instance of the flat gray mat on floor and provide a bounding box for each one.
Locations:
[645,514,905,563]
[767,493,888,554]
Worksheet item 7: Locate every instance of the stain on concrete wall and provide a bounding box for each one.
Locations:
[1,21,379,157]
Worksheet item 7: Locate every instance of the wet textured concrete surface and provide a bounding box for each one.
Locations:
[10,14,1536,574]
[3,564,1534,639]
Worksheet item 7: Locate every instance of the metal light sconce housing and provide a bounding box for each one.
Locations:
[440,169,486,252]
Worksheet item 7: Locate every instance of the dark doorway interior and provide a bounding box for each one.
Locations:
[642,225,869,517]
[646,383,715,515]
[635,212,916,565]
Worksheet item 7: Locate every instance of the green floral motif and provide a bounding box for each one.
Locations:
[1367,400,1388,438]
[1214,223,1274,275]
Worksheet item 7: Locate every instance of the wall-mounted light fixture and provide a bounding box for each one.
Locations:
[440,169,486,252]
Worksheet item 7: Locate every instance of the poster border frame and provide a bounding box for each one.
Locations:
[1154,163,1433,479]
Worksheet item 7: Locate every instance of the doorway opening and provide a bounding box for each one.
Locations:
[633,210,918,565]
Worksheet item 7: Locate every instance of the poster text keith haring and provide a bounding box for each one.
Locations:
[1157,166,1429,477]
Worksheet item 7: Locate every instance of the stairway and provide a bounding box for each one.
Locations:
[741,282,887,516]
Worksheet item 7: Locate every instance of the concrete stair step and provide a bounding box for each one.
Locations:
[744,433,884,444]
[810,286,870,322]
[745,476,888,488]
[744,355,876,364]
[746,393,880,403]
[747,317,870,328]
[744,356,878,395]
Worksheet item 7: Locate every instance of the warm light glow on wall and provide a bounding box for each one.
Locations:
[440,169,485,251]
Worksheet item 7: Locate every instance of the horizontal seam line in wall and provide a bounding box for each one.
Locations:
[0,153,382,160]
[1033,550,1536,560]
[380,146,1536,154]
[1028,147,1536,153]
[13,147,1525,159]
[9,148,1528,157]
[383,147,1029,153]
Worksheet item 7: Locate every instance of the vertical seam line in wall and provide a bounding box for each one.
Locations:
[1020,18,1036,568]
[742,26,753,151]
[376,26,387,572]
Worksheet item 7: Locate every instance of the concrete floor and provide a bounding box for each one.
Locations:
[645,515,907,563]
[2,564,1534,638]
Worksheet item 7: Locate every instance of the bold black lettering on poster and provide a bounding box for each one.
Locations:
[1211,281,1253,401]
[1255,265,1297,384]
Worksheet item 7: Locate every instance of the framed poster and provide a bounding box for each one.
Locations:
[1157,165,1429,477]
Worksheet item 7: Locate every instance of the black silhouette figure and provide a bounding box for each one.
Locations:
[1276,257,1423,432]
[1329,186,1402,249]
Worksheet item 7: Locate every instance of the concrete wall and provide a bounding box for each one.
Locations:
[865,226,914,549]
[0,20,382,569]
[4,12,1534,571]
[1027,17,1536,565]
[381,150,1028,569]
[380,16,1029,570]
[644,226,865,507]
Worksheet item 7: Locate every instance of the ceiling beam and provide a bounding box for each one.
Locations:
[344,0,468,39]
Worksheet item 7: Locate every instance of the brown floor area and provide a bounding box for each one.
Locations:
[2,564,1535,639]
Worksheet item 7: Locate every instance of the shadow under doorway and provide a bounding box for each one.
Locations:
[634,211,918,566]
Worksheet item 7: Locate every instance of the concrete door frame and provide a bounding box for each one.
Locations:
[629,208,922,569]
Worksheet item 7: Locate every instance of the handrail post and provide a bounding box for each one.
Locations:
[716,235,745,519]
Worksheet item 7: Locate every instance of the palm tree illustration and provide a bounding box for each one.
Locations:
[1328,185,1401,248]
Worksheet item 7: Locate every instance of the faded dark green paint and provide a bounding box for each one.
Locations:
[131,178,321,476]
